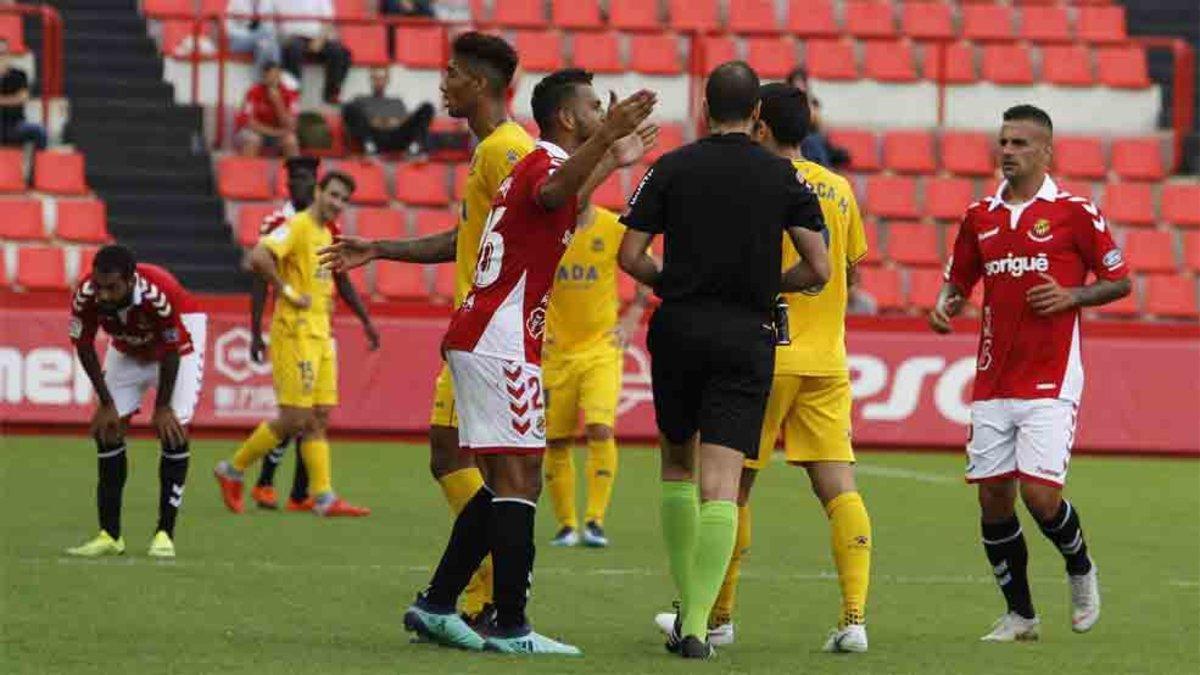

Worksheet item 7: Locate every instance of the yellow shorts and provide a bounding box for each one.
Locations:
[544,346,622,440]
[744,374,854,470]
[271,333,337,408]
[429,363,459,428]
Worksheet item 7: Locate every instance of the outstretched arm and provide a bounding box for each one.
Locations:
[334,271,380,350]
[319,229,457,272]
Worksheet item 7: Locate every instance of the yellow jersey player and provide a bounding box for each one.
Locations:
[655,82,873,652]
[543,205,649,549]
[214,171,371,517]
[310,33,533,622]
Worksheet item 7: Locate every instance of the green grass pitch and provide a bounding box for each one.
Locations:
[2,435,1197,674]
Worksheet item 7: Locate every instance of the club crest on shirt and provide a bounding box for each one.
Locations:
[1028,219,1053,243]
[591,237,604,252]
[526,306,546,339]
[506,149,519,165]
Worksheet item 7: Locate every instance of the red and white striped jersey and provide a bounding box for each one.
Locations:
[69,263,200,361]
[442,141,580,365]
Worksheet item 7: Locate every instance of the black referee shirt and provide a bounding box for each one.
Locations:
[620,133,825,316]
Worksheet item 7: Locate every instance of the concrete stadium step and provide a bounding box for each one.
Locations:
[66,77,175,101]
[168,265,254,294]
[122,240,244,265]
[79,146,211,171]
[65,55,162,81]
[46,0,138,10]
[70,100,202,129]
[87,167,213,196]
[102,193,225,222]
[57,11,150,35]
[68,122,198,149]
[108,218,231,242]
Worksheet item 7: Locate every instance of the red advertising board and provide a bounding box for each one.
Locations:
[2,306,1197,455]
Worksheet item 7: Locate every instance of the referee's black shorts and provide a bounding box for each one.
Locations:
[646,301,776,458]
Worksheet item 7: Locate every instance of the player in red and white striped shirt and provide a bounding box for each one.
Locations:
[930,105,1131,642]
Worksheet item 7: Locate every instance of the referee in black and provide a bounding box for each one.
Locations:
[618,61,830,659]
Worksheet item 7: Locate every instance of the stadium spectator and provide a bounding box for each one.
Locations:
[235,62,300,157]
[847,271,878,315]
[225,0,284,78]
[380,0,434,17]
[342,67,434,156]
[278,0,350,105]
[0,38,48,150]
[785,67,848,169]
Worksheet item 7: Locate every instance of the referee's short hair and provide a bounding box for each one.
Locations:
[758,82,811,146]
[93,244,137,278]
[531,68,594,135]
[1003,104,1053,135]
[318,169,356,194]
[705,61,760,124]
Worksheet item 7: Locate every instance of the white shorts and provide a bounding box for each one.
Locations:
[446,350,546,454]
[104,313,207,425]
[965,398,1077,487]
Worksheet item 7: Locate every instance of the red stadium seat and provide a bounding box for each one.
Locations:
[339,25,389,67]
[345,265,371,297]
[1182,232,1200,272]
[0,148,24,192]
[333,0,368,19]
[609,0,662,30]
[77,247,99,282]
[593,171,627,211]
[1041,45,1095,86]
[1019,6,1073,43]
[376,264,428,300]
[942,131,994,177]
[1144,274,1197,318]
[1056,179,1095,202]
[432,263,457,303]
[1162,184,1200,228]
[236,203,275,246]
[1077,5,1127,44]
[413,208,456,236]
[571,31,623,73]
[668,0,720,32]
[857,266,904,310]
[629,34,682,75]
[642,123,685,165]
[863,40,918,83]
[887,222,941,267]
[921,41,977,84]
[1111,137,1167,182]
[56,199,109,244]
[924,177,977,221]
[962,4,1016,42]
[0,198,45,240]
[1054,136,1106,180]
[514,30,564,72]
[1094,284,1139,318]
[1123,230,1178,274]
[142,0,192,19]
[16,246,67,290]
[901,2,954,41]
[827,129,879,172]
[882,130,936,174]
[491,0,547,28]
[866,175,919,219]
[786,0,840,37]
[452,163,470,200]
[0,15,25,52]
[805,40,858,80]
[697,35,738,72]
[33,151,88,195]
[906,267,946,309]
[1102,182,1156,228]
[551,0,602,29]
[394,162,449,207]
[982,44,1034,85]
[1097,45,1150,88]
[394,25,445,69]
[217,156,273,200]
[861,218,883,265]
[337,160,389,205]
[844,1,896,39]
[728,0,780,34]
[745,37,798,79]
[354,207,406,239]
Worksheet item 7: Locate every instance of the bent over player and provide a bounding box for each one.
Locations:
[66,245,207,559]
[930,105,1130,641]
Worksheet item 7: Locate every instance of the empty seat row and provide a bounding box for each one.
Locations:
[0,149,90,195]
[2,245,96,291]
[0,197,109,243]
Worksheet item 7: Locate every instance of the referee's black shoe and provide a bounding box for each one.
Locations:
[679,636,715,660]
[663,601,684,654]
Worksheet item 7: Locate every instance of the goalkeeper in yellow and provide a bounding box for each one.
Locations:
[543,204,649,548]
[213,170,371,517]
[655,82,873,652]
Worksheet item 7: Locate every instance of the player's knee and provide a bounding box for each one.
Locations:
[93,432,124,452]
[427,426,462,479]
[978,481,1018,520]
[1019,482,1062,521]
[584,424,614,442]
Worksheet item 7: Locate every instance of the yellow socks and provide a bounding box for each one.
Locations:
[711,504,751,625]
[438,467,484,514]
[231,421,282,472]
[543,445,578,530]
[826,491,872,626]
[583,437,617,526]
[299,437,332,497]
[437,467,491,617]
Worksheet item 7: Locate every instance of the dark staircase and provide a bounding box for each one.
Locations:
[30,0,250,292]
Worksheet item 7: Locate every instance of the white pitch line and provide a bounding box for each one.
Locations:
[856,464,962,484]
[21,557,1198,589]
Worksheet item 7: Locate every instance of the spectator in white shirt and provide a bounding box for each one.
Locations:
[225,0,282,75]
[277,0,350,104]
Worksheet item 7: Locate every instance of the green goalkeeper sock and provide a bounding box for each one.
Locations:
[682,500,738,639]
[661,480,700,623]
